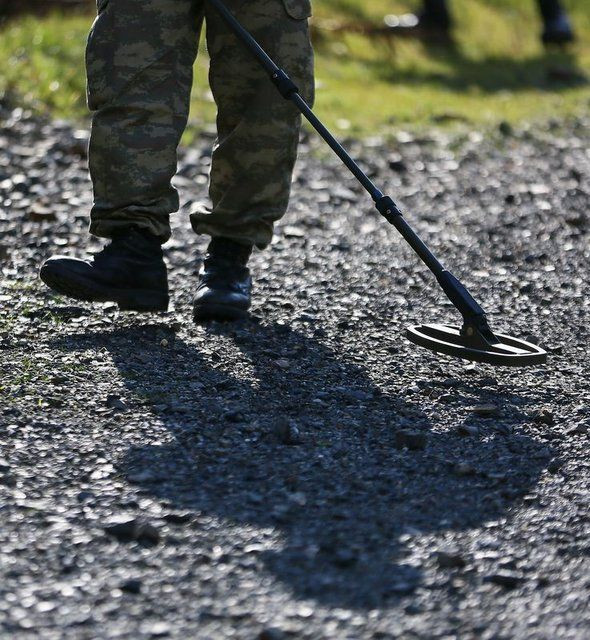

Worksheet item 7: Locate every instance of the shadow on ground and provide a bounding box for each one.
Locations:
[312,23,587,94]
[53,321,550,609]
[376,51,586,92]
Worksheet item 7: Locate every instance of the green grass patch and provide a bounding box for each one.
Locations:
[314,0,590,134]
[1,1,589,136]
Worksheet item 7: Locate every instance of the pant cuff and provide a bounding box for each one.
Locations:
[190,211,278,250]
[89,218,171,244]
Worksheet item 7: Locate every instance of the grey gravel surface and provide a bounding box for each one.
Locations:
[0,105,589,639]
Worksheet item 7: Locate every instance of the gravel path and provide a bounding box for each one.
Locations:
[1,106,589,639]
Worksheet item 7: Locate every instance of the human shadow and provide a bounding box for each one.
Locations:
[52,321,551,608]
[373,50,587,93]
[314,26,586,94]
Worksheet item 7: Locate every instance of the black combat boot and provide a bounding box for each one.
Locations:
[193,237,252,321]
[39,228,169,312]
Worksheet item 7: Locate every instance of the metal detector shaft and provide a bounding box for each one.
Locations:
[207,0,487,323]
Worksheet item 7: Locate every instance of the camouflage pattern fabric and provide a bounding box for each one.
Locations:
[87,0,314,248]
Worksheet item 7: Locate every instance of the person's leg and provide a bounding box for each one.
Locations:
[421,0,452,28]
[40,0,202,311]
[538,0,563,23]
[88,0,202,242]
[191,0,315,249]
[384,0,452,38]
[191,0,315,320]
[538,0,575,44]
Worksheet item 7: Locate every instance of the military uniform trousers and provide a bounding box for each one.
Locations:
[86,0,314,248]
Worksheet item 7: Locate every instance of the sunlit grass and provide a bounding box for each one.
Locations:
[313,0,590,133]
[1,0,589,137]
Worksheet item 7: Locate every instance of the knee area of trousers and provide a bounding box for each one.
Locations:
[85,1,194,111]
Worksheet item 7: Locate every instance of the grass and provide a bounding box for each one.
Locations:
[0,1,589,136]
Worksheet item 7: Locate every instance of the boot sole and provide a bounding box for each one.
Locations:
[40,264,169,312]
[193,302,249,322]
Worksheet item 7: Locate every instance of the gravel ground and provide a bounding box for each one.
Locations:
[0,105,589,640]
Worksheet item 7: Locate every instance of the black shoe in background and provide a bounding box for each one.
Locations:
[40,227,169,312]
[542,11,575,45]
[193,237,252,321]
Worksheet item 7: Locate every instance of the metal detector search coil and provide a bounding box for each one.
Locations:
[407,324,548,367]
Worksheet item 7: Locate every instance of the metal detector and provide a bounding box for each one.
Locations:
[207,0,548,367]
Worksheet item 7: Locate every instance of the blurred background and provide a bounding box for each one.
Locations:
[0,0,588,137]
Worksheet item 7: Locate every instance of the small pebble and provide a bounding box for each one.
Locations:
[472,404,500,417]
[534,408,555,426]
[435,550,467,569]
[456,424,479,437]
[453,462,476,476]
[484,572,524,589]
[106,395,128,411]
[120,579,142,594]
[394,429,428,451]
[258,629,286,640]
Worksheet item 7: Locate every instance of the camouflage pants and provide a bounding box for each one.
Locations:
[87,0,314,248]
